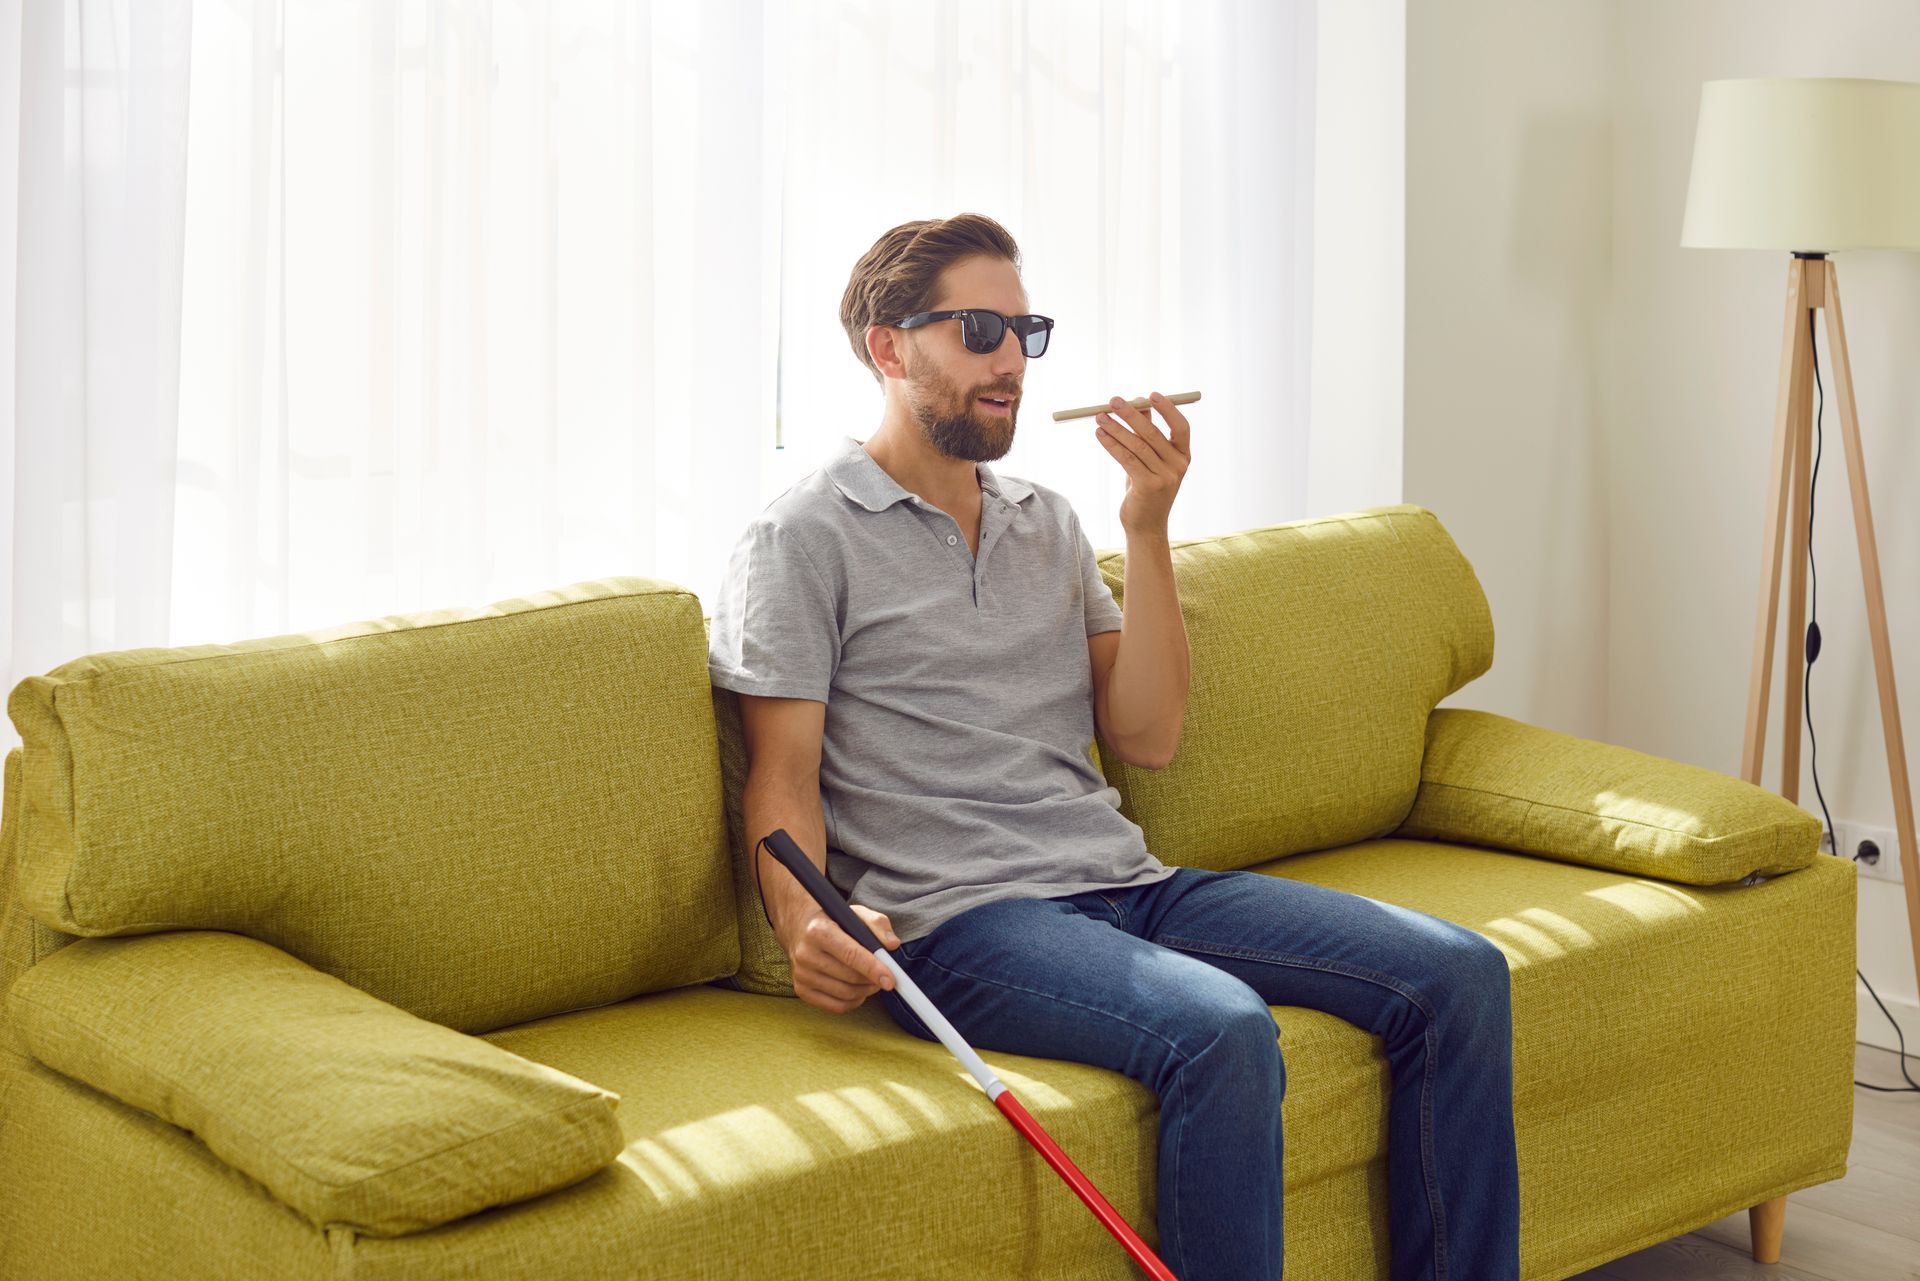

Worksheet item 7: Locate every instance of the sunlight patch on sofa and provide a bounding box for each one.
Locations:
[1582,880,1708,921]
[638,1105,818,1194]
[795,1085,919,1151]
[880,1080,951,1127]
[1482,905,1596,960]
[618,1138,706,1204]
[1590,791,1712,836]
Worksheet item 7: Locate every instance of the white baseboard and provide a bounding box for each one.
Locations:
[1856,983,1920,1060]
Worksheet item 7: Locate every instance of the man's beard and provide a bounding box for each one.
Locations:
[904,357,1015,462]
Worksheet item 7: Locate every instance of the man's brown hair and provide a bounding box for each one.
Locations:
[839,214,1024,389]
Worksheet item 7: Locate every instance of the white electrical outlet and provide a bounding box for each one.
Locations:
[1835,819,1905,886]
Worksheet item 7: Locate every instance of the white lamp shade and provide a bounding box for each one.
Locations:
[1680,77,1920,252]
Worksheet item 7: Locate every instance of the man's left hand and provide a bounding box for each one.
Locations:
[1093,391,1191,536]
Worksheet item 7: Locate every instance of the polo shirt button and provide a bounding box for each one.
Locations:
[946,534,957,545]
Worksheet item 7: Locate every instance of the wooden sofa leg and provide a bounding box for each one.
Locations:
[1748,1194,1786,1263]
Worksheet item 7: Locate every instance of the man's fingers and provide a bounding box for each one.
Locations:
[853,905,902,949]
[805,972,874,1003]
[816,938,890,989]
[853,942,893,988]
[838,922,894,987]
[800,912,895,990]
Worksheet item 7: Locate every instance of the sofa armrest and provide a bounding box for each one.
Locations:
[1392,708,1823,885]
[4,930,624,1238]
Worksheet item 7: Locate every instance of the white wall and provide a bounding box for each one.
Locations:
[1405,0,1615,732]
[1308,0,1404,518]
[1407,0,1920,1053]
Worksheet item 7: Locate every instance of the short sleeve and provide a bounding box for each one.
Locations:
[1073,509,1125,636]
[707,517,841,702]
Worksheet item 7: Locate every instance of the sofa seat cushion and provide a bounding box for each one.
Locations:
[435,839,1850,1281]
[355,846,1856,1281]
[1,840,1858,1281]
[368,986,1401,1279]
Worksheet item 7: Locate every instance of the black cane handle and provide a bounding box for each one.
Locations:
[762,828,885,954]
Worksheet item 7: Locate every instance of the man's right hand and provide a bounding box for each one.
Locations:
[777,903,903,1015]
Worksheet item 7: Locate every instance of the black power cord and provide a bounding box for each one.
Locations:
[1802,296,1920,1094]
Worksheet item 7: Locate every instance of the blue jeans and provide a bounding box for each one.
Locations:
[874,865,1521,1281]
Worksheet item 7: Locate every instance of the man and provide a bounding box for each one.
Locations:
[707,213,1521,1281]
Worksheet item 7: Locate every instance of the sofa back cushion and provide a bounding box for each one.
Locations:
[1094,505,1494,869]
[5,577,738,1035]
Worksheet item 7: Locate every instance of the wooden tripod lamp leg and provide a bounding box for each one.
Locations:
[1742,257,1811,787]
[1820,262,1920,999]
[1781,263,1818,801]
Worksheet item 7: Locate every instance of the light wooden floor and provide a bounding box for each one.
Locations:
[1567,1043,1920,1281]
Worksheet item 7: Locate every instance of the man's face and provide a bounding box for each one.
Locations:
[893,255,1029,463]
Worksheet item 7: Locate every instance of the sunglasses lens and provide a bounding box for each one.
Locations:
[964,313,1006,354]
[1005,316,1049,357]
[1017,318,1051,357]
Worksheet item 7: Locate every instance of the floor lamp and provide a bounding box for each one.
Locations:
[1681,76,1920,1115]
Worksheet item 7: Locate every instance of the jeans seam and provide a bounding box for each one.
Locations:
[1170,1040,1187,1263]
[1423,1019,1443,1280]
[1155,933,1451,1280]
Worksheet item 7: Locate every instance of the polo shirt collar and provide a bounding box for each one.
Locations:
[828,434,1035,512]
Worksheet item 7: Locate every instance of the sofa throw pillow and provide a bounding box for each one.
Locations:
[5,929,626,1238]
[1394,708,1824,884]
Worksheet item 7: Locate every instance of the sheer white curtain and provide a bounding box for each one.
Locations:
[3,0,1316,751]
[7,0,194,700]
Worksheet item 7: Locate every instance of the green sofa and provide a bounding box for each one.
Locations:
[0,503,1852,1280]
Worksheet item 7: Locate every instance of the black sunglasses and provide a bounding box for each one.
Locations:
[895,309,1054,357]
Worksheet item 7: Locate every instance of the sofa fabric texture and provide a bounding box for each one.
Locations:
[4,578,740,1035]
[0,502,1855,1281]
[1396,707,1824,884]
[0,840,1855,1280]
[1092,507,1496,874]
[6,929,624,1237]
[0,745,68,1055]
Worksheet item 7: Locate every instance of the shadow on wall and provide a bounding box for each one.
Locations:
[1510,107,1612,735]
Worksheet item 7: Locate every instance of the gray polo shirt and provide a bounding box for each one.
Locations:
[708,433,1177,944]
